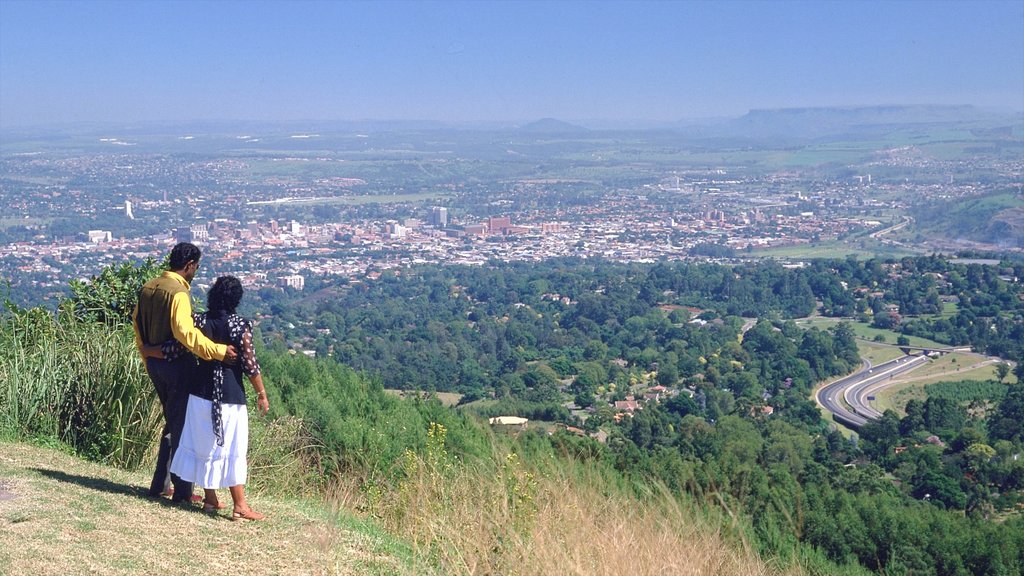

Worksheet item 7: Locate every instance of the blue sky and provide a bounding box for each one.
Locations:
[1,0,1022,127]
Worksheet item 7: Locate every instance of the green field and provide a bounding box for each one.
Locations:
[751,240,916,260]
[937,301,959,319]
[385,388,463,407]
[794,317,949,349]
[0,216,52,228]
[856,341,907,365]
[872,354,1007,412]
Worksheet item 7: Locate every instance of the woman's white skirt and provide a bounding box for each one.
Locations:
[170,394,248,489]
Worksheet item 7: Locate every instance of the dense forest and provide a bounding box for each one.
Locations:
[254,255,1024,396]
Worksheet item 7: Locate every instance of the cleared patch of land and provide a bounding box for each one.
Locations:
[385,389,463,407]
[855,341,907,365]
[794,317,949,350]
[0,217,52,228]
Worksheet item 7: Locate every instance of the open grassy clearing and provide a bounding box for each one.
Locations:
[937,301,959,319]
[0,175,67,185]
[856,341,907,365]
[385,389,463,407]
[793,317,949,349]
[0,442,426,576]
[872,357,1011,415]
[750,240,915,260]
[0,217,53,228]
[751,242,875,259]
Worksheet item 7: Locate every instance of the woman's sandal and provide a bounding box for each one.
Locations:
[231,507,266,521]
[203,500,227,513]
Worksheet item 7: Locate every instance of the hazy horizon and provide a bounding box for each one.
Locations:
[1,0,1022,129]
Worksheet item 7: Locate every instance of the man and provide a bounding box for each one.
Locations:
[133,242,238,502]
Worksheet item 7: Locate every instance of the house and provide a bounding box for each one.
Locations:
[489,416,528,434]
[614,399,640,412]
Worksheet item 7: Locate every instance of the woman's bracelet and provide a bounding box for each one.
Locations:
[256,390,267,398]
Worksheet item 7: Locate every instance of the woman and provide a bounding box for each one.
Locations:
[146,275,269,521]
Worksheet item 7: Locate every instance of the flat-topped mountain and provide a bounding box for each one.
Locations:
[724,104,1019,138]
[518,117,590,133]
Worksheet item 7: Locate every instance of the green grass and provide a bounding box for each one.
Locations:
[856,341,907,365]
[937,301,959,319]
[386,389,464,407]
[873,356,1012,415]
[750,240,916,260]
[0,308,161,469]
[793,317,948,350]
[0,217,53,228]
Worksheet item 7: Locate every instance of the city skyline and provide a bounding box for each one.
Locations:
[1,0,1022,128]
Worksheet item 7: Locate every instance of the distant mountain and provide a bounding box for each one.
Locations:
[722,105,1014,139]
[518,118,590,134]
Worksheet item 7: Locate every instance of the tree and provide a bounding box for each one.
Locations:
[68,258,164,325]
[923,397,966,438]
[900,399,926,436]
[860,410,901,460]
[657,358,679,386]
[989,384,1024,442]
[963,443,996,474]
[995,362,1010,383]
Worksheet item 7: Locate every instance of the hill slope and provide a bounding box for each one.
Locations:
[0,442,429,576]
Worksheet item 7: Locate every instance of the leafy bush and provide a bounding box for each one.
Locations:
[68,257,163,325]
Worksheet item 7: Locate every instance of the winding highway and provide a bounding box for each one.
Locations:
[813,327,1010,429]
[816,354,930,429]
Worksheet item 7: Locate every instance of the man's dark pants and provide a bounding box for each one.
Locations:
[146,357,194,500]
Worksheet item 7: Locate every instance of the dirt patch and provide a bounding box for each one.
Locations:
[0,478,17,501]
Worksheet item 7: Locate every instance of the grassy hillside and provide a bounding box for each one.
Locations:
[0,301,792,576]
[912,191,1024,247]
[0,441,421,575]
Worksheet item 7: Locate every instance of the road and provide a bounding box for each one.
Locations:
[868,216,912,239]
[815,354,929,429]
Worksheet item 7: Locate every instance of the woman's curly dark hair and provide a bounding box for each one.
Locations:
[207,275,244,313]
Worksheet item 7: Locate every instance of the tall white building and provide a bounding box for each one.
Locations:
[280,274,305,290]
[125,200,135,220]
[87,230,112,244]
[430,206,448,228]
[190,223,209,243]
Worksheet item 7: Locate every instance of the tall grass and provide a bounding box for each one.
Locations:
[0,305,160,469]
[328,423,786,576]
[246,413,326,497]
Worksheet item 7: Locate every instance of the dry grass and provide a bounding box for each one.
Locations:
[0,442,424,576]
[328,425,788,576]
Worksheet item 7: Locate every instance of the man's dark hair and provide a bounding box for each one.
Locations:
[168,242,202,270]
[207,275,244,314]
